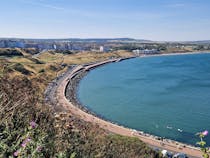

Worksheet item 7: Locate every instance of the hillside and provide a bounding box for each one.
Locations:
[0,50,160,158]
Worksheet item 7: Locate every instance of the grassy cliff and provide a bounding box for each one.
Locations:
[0,49,160,158]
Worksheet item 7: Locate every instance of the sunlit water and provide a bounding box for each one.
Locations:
[78,53,210,145]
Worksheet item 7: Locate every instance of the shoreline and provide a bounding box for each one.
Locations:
[66,51,210,137]
[139,51,210,58]
[54,53,208,158]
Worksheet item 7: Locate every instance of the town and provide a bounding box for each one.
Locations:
[0,38,210,55]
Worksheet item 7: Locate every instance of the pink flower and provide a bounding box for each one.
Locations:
[21,138,31,148]
[30,121,37,128]
[36,146,42,152]
[26,138,31,142]
[13,150,19,157]
[202,130,208,136]
[21,142,27,148]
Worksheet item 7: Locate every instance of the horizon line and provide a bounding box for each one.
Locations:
[0,36,210,42]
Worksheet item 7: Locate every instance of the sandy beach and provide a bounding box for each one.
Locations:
[54,54,209,158]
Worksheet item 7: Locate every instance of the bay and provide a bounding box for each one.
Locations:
[78,53,210,145]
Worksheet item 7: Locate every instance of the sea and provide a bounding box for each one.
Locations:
[78,53,210,146]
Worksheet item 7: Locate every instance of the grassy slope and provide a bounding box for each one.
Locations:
[0,50,160,158]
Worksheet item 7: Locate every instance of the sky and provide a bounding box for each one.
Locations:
[0,0,210,41]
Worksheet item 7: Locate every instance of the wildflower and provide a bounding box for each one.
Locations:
[13,150,19,157]
[30,121,37,128]
[21,142,27,148]
[21,138,31,148]
[36,146,42,152]
[25,138,31,143]
[202,130,208,136]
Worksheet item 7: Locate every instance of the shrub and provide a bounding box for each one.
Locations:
[0,49,23,56]
[196,130,210,158]
[28,57,45,64]
[39,69,45,73]
[13,63,31,75]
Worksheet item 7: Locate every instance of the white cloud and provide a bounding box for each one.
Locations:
[164,3,185,8]
[19,0,66,11]
[18,0,99,18]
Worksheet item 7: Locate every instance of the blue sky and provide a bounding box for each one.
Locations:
[0,0,210,41]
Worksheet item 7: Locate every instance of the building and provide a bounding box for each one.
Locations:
[53,44,57,50]
[143,49,159,54]
[132,49,141,54]
[99,46,104,52]
[133,49,159,55]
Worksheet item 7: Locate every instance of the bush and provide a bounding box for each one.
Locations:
[23,48,39,55]
[28,57,45,64]
[13,63,31,75]
[39,69,45,73]
[196,131,210,158]
[0,49,23,56]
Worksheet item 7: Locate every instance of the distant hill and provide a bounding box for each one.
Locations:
[0,37,152,43]
[182,40,210,44]
[66,38,152,43]
[1,37,210,44]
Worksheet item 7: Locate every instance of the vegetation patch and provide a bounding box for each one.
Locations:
[27,57,45,64]
[0,50,160,158]
[12,63,32,75]
[0,48,23,57]
[22,48,39,55]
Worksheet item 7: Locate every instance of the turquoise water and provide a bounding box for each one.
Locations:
[78,53,210,145]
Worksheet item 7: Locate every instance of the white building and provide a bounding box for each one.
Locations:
[99,46,104,52]
[133,49,159,55]
[53,44,57,50]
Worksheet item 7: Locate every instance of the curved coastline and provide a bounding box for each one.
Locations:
[55,54,205,158]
